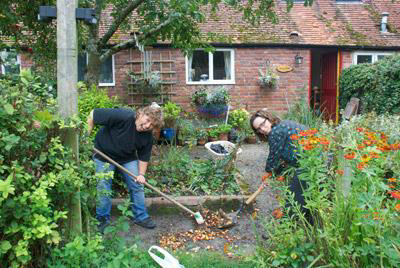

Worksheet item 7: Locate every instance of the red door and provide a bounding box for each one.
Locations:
[321,53,337,121]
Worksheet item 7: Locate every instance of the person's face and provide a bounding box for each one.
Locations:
[252,116,272,135]
[135,114,153,132]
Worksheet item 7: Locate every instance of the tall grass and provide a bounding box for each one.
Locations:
[283,95,324,129]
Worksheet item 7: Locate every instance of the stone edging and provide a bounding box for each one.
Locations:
[112,195,250,207]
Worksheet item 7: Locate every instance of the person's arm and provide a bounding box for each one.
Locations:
[87,110,94,134]
[136,161,148,184]
[265,130,286,173]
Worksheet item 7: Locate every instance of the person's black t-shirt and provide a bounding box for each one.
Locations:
[93,108,153,164]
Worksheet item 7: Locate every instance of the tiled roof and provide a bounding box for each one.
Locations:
[99,0,400,47]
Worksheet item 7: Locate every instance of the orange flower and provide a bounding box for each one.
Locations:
[395,204,400,212]
[357,162,367,170]
[344,152,356,160]
[290,134,299,140]
[276,176,285,182]
[309,129,318,135]
[389,185,395,189]
[336,170,344,175]
[390,191,400,199]
[363,140,373,146]
[388,178,397,183]
[299,131,308,136]
[369,152,380,159]
[303,144,314,150]
[390,143,400,150]
[262,173,272,182]
[357,144,365,150]
[356,127,364,132]
[319,138,330,145]
[272,208,283,219]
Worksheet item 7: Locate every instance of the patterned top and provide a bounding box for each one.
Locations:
[265,120,307,173]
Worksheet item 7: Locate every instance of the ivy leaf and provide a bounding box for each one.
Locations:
[0,240,12,253]
[4,103,14,115]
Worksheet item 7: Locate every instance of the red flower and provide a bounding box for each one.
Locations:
[390,191,400,199]
[276,176,285,182]
[290,134,299,140]
[303,145,314,150]
[272,208,283,219]
[356,127,364,132]
[262,173,271,182]
[344,152,356,160]
[357,162,366,170]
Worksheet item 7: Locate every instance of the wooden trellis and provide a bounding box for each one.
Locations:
[126,48,177,106]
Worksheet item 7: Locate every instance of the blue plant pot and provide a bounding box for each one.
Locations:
[162,128,175,141]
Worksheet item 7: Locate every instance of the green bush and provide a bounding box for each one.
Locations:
[339,54,400,115]
[78,82,122,132]
[0,72,97,267]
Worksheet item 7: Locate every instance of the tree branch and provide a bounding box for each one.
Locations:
[100,16,175,61]
[98,0,145,49]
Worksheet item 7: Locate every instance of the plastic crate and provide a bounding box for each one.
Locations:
[204,141,242,160]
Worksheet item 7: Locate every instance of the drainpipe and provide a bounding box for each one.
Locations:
[381,12,389,33]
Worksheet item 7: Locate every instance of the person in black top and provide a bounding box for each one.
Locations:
[250,108,312,224]
[87,103,163,232]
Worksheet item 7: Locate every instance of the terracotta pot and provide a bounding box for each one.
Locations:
[245,135,257,144]
[208,136,218,142]
[219,133,229,141]
[153,128,161,140]
[197,138,207,146]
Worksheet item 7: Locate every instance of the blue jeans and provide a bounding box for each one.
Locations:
[94,157,149,223]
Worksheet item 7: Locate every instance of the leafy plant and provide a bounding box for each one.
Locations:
[196,128,208,139]
[283,94,324,129]
[339,54,400,115]
[258,62,279,88]
[208,128,219,138]
[162,101,182,128]
[228,108,250,130]
[177,119,196,146]
[191,87,230,106]
[216,123,232,134]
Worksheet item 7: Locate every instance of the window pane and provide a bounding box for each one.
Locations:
[77,54,87,81]
[213,51,231,80]
[190,51,209,81]
[357,55,372,64]
[99,56,113,84]
[377,55,388,61]
[1,51,20,75]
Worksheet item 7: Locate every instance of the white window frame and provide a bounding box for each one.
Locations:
[352,51,394,65]
[185,48,235,85]
[79,53,115,87]
[1,52,21,74]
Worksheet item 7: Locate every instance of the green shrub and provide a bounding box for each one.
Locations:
[78,82,122,132]
[339,54,400,115]
[0,72,97,267]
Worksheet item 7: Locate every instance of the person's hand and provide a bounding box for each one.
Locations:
[136,174,146,184]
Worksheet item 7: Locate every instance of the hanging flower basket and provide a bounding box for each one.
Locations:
[258,61,279,89]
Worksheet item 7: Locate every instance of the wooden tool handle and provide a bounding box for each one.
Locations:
[245,184,265,205]
[93,148,197,216]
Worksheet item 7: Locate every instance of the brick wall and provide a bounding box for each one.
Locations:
[111,47,310,114]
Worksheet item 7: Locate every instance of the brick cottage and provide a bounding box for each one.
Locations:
[3,0,400,121]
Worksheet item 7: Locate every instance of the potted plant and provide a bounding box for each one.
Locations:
[192,86,230,118]
[207,128,220,142]
[127,70,162,93]
[244,124,257,144]
[177,119,196,146]
[228,108,250,130]
[196,128,208,145]
[258,63,279,89]
[162,101,181,141]
[216,124,232,141]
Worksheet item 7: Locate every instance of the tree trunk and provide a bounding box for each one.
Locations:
[85,24,101,86]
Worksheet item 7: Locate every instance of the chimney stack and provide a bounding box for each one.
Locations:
[381,12,389,33]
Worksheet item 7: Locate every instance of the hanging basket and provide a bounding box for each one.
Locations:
[196,104,228,119]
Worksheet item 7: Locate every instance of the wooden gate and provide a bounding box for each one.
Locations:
[321,53,338,121]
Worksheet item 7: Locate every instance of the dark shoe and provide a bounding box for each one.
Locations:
[98,220,109,234]
[134,217,156,229]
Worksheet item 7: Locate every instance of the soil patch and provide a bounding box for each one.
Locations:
[111,143,278,256]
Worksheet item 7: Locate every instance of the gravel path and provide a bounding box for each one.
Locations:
[111,143,278,256]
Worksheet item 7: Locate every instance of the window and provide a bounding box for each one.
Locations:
[186,49,235,84]
[78,53,115,86]
[352,51,393,65]
[0,50,21,75]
